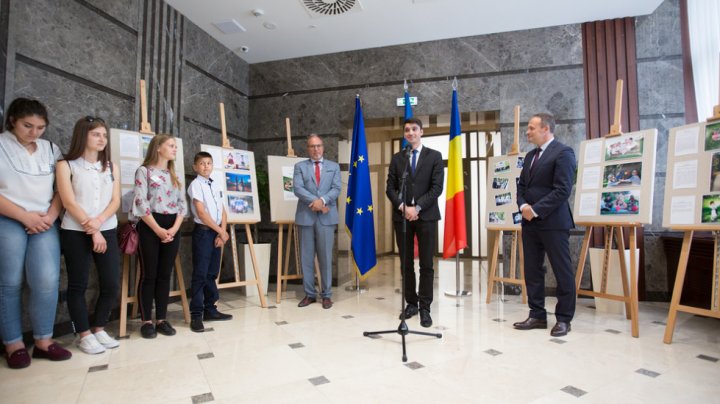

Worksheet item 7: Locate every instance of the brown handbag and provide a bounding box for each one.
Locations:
[118,222,138,255]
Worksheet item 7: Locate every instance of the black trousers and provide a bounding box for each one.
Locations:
[62,229,120,333]
[394,219,437,311]
[137,213,180,321]
[522,227,576,323]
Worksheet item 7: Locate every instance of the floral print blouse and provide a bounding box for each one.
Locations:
[132,166,187,218]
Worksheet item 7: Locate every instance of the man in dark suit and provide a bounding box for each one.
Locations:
[293,134,342,309]
[386,118,444,328]
[513,113,577,337]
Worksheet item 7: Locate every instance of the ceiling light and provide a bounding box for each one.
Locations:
[263,21,277,30]
[212,19,246,34]
[251,9,264,17]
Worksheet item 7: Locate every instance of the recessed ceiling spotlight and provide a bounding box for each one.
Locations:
[251,9,264,17]
[238,46,250,53]
[263,21,277,30]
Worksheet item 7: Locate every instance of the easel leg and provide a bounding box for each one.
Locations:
[614,228,632,319]
[575,227,592,290]
[174,255,190,324]
[245,224,267,308]
[131,256,141,319]
[119,255,130,338]
[276,224,284,304]
[628,227,639,338]
[664,231,693,344]
[486,230,500,304]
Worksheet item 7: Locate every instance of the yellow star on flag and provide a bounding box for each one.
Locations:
[356,208,363,215]
[358,155,365,163]
[367,205,373,212]
[346,196,351,204]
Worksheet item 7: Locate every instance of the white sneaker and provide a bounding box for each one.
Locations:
[77,334,106,354]
[93,330,120,349]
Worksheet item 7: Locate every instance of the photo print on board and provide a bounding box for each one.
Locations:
[605,134,644,162]
[489,211,505,224]
[704,121,720,152]
[600,190,640,215]
[701,194,720,223]
[603,162,642,188]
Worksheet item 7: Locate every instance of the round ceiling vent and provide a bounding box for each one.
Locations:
[303,0,356,16]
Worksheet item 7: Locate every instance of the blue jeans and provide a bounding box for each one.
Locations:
[190,226,221,317]
[0,216,61,344]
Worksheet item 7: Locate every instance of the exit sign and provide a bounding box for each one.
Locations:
[397,97,417,107]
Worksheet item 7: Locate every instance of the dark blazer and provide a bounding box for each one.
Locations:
[517,139,576,230]
[386,146,444,222]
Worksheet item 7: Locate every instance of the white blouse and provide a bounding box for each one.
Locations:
[60,158,118,231]
[0,130,62,212]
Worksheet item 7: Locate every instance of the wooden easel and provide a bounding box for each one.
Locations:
[574,80,641,338]
[575,223,640,337]
[486,106,527,303]
[663,94,720,343]
[118,79,190,337]
[213,103,267,307]
[274,117,323,303]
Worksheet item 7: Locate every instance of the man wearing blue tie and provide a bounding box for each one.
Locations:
[293,134,342,309]
[513,113,577,337]
[386,118,444,328]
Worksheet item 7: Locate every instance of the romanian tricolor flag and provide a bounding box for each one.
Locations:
[345,96,377,276]
[442,87,467,258]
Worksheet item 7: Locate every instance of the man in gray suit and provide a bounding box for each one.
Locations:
[293,134,342,309]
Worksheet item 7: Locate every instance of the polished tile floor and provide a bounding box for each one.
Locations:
[1,257,719,403]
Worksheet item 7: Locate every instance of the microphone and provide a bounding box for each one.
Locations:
[403,144,413,158]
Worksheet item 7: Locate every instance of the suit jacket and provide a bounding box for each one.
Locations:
[386,146,444,222]
[293,159,342,226]
[517,139,576,230]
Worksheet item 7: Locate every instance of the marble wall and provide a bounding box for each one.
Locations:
[1,0,249,334]
[248,0,684,297]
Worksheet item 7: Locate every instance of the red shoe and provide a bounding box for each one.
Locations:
[6,348,31,369]
[32,343,72,361]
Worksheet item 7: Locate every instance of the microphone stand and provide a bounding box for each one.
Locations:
[363,146,442,362]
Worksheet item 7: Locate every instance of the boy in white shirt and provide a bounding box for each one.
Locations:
[187,152,232,332]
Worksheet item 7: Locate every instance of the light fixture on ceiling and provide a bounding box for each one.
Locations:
[263,21,277,30]
[238,46,250,53]
[212,19,246,34]
[251,9,264,17]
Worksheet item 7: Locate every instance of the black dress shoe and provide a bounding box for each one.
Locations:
[322,298,333,309]
[419,309,432,328]
[399,304,419,320]
[204,310,233,321]
[298,296,317,307]
[190,318,205,333]
[551,321,571,337]
[513,317,548,330]
[156,321,176,336]
[140,323,157,339]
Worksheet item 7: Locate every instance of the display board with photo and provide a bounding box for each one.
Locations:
[201,144,261,223]
[267,155,306,222]
[109,129,187,223]
[485,153,526,229]
[662,121,720,228]
[573,129,657,224]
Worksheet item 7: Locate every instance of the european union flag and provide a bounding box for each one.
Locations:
[345,96,377,276]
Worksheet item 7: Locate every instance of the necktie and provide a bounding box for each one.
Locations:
[314,161,321,185]
[529,147,541,174]
[411,150,418,175]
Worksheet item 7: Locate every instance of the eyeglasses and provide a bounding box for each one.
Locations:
[85,116,105,123]
[308,144,323,149]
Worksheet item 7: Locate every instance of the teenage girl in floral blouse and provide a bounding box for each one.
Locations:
[132,134,186,339]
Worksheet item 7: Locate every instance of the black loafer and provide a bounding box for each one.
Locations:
[204,310,233,321]
[140,323,157,339]
[551,321,571,337]
[298,296,317,307]
[513,317,548,330]
[190,318,205,333]
[156,321,176,336]
[419,309,433,328]
[399,304,419,320]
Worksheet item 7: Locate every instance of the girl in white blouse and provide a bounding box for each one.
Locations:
[0,98,71,369]
[56,116,121,354]
[132,134,187,339]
